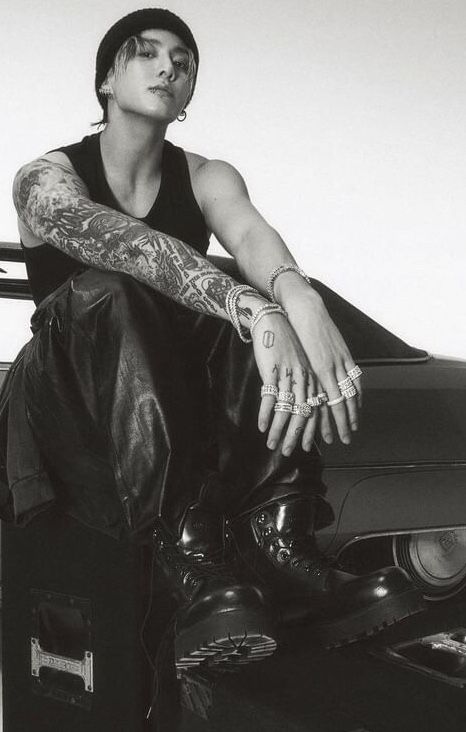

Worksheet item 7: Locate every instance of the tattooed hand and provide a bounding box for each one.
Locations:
[251,312,318,456]
[281,284,362,446]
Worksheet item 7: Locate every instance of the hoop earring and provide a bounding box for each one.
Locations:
[177,110,187,122]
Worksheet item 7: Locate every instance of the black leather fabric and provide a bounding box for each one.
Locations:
[12,268,322,540]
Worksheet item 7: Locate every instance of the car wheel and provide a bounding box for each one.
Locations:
[393,529,466,601]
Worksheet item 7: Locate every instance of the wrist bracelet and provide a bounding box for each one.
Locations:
[250,303,287,336]
[225,284,259,343]
[266,264,312,302]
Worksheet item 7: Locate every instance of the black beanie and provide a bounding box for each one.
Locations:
[95,8,199,119]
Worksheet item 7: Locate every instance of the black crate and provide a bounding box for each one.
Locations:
[2,509,179,732]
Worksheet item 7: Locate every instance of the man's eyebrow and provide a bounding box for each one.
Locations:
[138,36,189,55]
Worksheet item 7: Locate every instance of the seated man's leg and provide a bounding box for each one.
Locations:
[23,269,277,672]
[204,320,425,647]
[23,269,200,538]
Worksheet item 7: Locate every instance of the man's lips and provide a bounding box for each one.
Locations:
[148,86,174,97]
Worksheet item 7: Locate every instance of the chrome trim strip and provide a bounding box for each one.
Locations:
[325,461,466,470]
[337,525,466,556]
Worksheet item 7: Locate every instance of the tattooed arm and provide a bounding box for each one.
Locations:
[13,154,317,456]
[13,155,265,325]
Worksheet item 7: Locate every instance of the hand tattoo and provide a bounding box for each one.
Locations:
[262,330,275,348]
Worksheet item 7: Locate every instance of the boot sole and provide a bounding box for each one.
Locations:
[313,587,425,649]
[175,610,277,677]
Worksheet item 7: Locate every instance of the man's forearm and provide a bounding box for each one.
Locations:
[13,159,263,321]
[233,219,318,307]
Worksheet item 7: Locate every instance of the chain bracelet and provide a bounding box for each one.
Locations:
[250,303,287,336]
[266,264,312,302]
[225,285,259,343]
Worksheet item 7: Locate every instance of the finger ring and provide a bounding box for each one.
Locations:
[341,386,357,400]
[274,401,293,413]
[306,395,321,408]
[316,392,329,405]
[347,365,362,380]
[261,384,278,398]
[337,377,353,391]
[291,403,313,418]
[327,395,345,407]
[277,390,295,404]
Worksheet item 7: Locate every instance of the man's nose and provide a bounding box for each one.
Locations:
[157,53,175,79]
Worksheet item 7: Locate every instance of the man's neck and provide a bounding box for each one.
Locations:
[100,115,168,184]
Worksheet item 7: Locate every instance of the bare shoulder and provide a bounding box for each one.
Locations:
[184,149,209,176]
[14,150,88,203]
[185,152,247,205]
[41,150,76,170]
[14,151,88,247]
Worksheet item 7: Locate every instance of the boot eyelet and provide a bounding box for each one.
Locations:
[277,548,291,563]
[264,527,273,537]
[257,513,268,526]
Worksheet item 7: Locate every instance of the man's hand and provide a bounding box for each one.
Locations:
[250,312,319,456]
[282,284,362,446]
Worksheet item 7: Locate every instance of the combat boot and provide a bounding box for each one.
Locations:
[153,504,277,676]
[231,495,425,647]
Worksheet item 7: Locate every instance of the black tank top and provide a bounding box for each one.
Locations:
[23,133,210,305]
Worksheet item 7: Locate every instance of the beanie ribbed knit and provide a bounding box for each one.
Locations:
[95,8,199,118]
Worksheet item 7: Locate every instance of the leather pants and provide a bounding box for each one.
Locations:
[22,269,323,540]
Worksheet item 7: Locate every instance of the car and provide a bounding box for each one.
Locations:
[1,241,466,603]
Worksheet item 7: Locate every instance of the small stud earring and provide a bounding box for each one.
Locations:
[177,109,187,122]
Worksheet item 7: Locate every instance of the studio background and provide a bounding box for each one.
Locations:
[2,0,465,359]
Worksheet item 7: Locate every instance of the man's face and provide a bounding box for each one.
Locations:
[106,29,194,123]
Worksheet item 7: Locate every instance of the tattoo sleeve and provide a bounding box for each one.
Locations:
[13,159,247,320]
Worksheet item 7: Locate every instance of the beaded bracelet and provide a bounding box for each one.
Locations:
[266,264,312,302]
[250,303,287,336]
[225,284,260,343]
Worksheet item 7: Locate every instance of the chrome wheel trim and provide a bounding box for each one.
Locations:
[393,529,466,600]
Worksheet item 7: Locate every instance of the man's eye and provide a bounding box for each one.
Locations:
[174,60,189,72]
[138,51,154,59]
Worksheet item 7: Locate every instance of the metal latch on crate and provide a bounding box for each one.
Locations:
[31,637,94,693]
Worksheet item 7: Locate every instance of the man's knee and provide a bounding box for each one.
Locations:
[72,269,139,303]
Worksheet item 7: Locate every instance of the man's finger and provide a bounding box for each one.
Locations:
[267,374,293,450]
[258,381,278,432]
[320,373,352,445]
[336,368,359,433]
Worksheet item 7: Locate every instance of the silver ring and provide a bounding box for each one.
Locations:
[306,395,321,408]
[261,384,278,398]
[277,390,295,404]
[341,386,357,400]
[291,403,313,418]
[337,377,353,391]
[316,392,329,405]
[347,365,362,380]
[274,402,293,413]
[327,395,345,407]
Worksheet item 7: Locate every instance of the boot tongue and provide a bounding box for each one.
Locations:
[177,505,224,559]
[275,499,313,538]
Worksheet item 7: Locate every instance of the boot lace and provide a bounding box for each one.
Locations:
[154,519,237,586]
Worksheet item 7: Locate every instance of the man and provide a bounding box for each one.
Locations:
[11,8,423,674]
